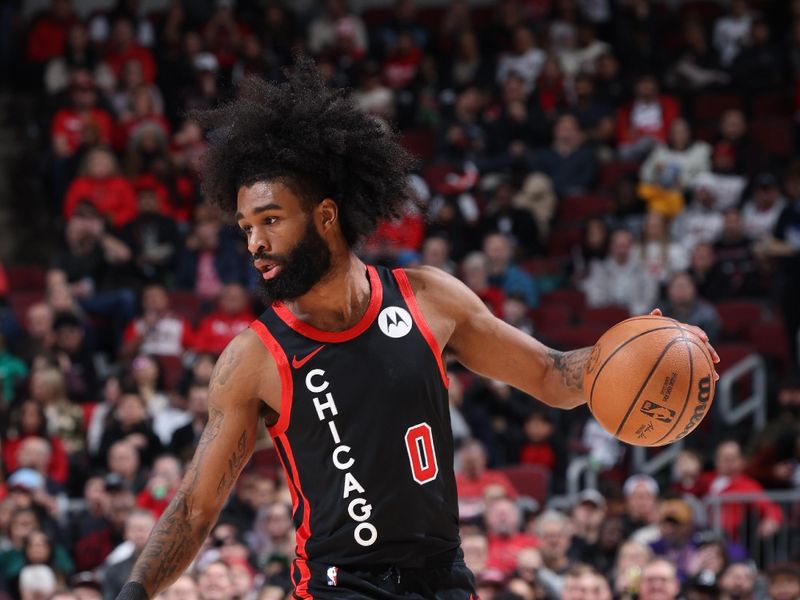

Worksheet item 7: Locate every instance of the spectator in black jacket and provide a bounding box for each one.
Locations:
[121,186,181,284]
[98,392,162,470]
[168,383,208,463]
[529,113,597,198]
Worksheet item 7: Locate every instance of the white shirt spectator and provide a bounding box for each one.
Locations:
[636,241,690,284]
[713,12,753,67]
[559,39,611,79]
[581,254,659,316]
[640,141,712,190]
[742,197,786,241]
[123,315,192,357]
[693,171,746,211]
[497,48,547,93]
[582,418,622,469]
[308,13,368,56]
[671,201,725,253]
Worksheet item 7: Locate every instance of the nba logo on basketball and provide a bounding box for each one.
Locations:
[327,566,338,586]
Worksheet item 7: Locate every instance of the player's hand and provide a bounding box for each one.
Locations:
[650,308,720,381]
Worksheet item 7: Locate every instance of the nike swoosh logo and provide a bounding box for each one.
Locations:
[291,345,326,369]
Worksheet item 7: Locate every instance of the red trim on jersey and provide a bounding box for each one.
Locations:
[272,265,383,343]
[392,268,449,388]
[250,320,294,436]
[277,433,313,599]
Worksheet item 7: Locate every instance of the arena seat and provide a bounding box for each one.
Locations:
[715,300,764,340]
[8,290,44,322]
[501,464,551,507]
[168,290,203,325]
[679,1,725,24]
[545,324,605,351]
[753,92,793,118]
[580,306,630,328]
[745,316,790,374]
[530,304,571,334]
[156,354,185,391]
[545,226,581,258]
[693,92,743,122]
[7,265,45,291]
[401,129,437,161]
[750,118,793,159]
[556,195,612,225]
[520,257,564,277]
[715,342,756,375]
[596,160,640,190]
[540,288,586,317]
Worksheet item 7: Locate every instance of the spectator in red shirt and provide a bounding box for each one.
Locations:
[700,440,783,541]
[361,175,427,266]
[461,252,506,318]
[63,147,137,227]
[382,29,423,90]
[24,0,78,67]
[73,485,135,572]
[103,16,156,83]
[192,284,254,355]
[202,0,251,69]
[121,283,194,360]
[114,86,170,152]
[50,70,114,158]
[2,399,69,485]
[485,497,539,577]
[671,448,706,498]
[135,455,181,518]
[518,410,558,470]
[455,439,518,503]
[616,74,680,162]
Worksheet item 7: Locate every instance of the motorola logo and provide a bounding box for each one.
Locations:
[378,306,413,338]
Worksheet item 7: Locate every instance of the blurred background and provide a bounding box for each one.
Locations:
[0,0,800,599]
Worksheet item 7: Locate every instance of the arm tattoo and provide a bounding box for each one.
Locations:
[547,347,592,393]
[216,430,248,495]
[129,405,233,595]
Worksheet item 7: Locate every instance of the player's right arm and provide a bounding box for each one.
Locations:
[120,329,277,599]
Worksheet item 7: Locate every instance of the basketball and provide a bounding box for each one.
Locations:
[583,316,715,447]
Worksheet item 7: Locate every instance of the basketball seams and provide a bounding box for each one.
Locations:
[651,325,694,446]
[588,325,684,411]
[613,337,684,437]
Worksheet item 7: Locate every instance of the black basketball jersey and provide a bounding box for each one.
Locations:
[250,265,461,595]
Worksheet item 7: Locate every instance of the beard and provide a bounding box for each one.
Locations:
[254,218,332,304]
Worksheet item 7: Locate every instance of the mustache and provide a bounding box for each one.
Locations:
[252,250,284,263]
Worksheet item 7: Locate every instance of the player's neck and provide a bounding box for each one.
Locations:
[281,253,372,332]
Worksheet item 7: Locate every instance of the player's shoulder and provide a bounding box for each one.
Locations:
[398,266,481,317]
[399,265,465,295]
[212,326,277,392]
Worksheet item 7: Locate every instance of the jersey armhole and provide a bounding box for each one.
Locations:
[249,320,294,436]
[392,268,449,389]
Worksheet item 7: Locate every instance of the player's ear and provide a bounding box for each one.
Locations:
[316,198,338,233]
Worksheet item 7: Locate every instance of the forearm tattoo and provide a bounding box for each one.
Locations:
[547,347,592,393]
[129,343,248,597]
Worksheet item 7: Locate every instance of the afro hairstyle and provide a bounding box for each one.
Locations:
[194,57,416,247]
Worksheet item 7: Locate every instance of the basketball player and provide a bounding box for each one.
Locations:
[117,62,719,600]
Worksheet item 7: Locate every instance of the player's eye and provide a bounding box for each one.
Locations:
[264,217,278,225]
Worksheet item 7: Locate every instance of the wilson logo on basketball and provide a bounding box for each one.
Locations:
[675,376,713,441]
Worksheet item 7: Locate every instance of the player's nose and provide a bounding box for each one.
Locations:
[247,230,271,255]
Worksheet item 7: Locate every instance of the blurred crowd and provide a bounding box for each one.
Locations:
[1,0,800,599]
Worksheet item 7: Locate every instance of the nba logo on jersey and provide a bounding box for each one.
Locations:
[326,566,338,586]
[378,306,412,338]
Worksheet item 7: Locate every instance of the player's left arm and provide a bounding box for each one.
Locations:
[408,267,718,410]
